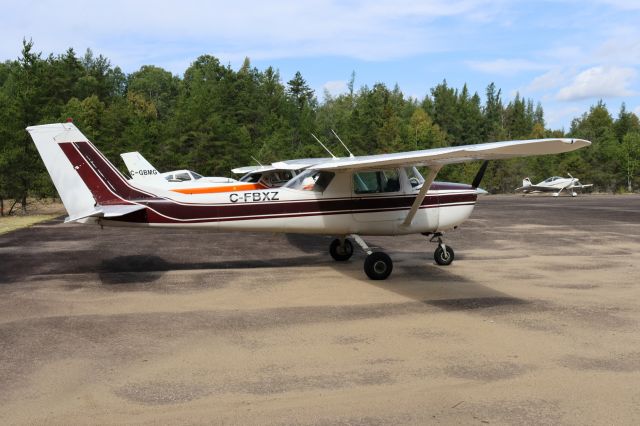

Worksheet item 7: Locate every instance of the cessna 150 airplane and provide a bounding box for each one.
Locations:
[121,151,238,187]
[516,173,593,196]
[122,151,322,194]
[27,122,590,280]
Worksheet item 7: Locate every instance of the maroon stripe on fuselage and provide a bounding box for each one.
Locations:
[123,192,477,224]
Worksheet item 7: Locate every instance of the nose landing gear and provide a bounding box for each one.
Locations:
[427,232,455,266]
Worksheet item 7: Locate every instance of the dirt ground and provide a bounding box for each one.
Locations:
[1,194,639,425]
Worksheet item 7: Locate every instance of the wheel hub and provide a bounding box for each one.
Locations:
[373,260,387,274]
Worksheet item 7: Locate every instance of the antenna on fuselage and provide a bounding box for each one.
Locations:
[251,156,264,167]
[331,129,355,158]
[311,133,337,159]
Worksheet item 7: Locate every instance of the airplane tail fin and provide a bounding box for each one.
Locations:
[120,151,168,185]
[27,123,151,222]
[522,177,532,187]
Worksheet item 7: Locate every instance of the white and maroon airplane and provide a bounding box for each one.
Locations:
[27,122,590,280]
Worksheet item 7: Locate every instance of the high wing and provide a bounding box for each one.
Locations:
[232,158,331,174]
[231,165,275,174]
[302,138,590,171]
[274,157,333,170]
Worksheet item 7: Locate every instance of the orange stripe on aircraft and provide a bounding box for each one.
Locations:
[171,183,267,194]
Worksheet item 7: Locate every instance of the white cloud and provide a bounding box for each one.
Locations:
[556,66,638,101]
[521,68,570,94]
[465,59,548,75]
[634,106,640,117]
[0,0,503,70]
[544,105,583,130]
[323,80,348,97]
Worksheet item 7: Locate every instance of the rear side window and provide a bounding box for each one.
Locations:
[353,170,400,194]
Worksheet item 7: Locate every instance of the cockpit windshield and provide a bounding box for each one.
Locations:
[284,170,335,192]
[543,176,562,183]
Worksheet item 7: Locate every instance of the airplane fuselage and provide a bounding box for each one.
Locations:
[94,186,476,236]
[64,138,477,236]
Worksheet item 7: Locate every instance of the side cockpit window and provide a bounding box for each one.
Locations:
[175,172,191,181]
[353,169,401,194]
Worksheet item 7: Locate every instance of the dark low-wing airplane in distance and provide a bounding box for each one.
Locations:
[27,123,590,280]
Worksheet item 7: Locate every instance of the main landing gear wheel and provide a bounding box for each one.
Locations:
[434,245,454,266]
[329,238,354,261]
[364,252,393,280]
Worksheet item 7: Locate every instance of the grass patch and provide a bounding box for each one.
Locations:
[0,199,65,235]
[0,214,61,235]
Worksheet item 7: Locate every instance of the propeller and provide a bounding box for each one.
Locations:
[472,160,489,189]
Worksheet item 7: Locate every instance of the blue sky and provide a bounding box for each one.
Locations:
[2,0,639,130]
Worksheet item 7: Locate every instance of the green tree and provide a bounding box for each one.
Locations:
[622,132,640,191]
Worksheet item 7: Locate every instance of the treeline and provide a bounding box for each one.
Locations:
[1,40,639,213]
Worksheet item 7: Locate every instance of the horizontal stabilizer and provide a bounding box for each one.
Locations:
[65,204,146,223]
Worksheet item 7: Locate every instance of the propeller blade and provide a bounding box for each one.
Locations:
[472,160,489,189]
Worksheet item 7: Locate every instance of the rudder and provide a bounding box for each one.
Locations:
[27,123,151,221]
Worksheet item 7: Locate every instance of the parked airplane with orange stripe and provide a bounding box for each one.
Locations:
[28,123,590,280]
[121,151,318,195]
[121,151,264,194]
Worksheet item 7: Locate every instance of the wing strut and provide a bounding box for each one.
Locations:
[402,165,442,227]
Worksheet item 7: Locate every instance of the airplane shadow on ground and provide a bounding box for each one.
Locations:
[98,253,328,285]
[98,233,527,312]
[286,234,529,312]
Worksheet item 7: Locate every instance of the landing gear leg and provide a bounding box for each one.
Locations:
[351,234,393,280]
[428,232,455,266]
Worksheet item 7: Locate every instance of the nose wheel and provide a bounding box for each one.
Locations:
[434,244,454,265]
[429,233,455,266]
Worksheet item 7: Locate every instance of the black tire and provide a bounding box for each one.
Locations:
[329,238,354,261]
[434,245,454,266]
[364,252,393,280]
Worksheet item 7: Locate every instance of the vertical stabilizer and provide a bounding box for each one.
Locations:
[120,151,167,185]
[27,123,152,222]
[26,123,97,219]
